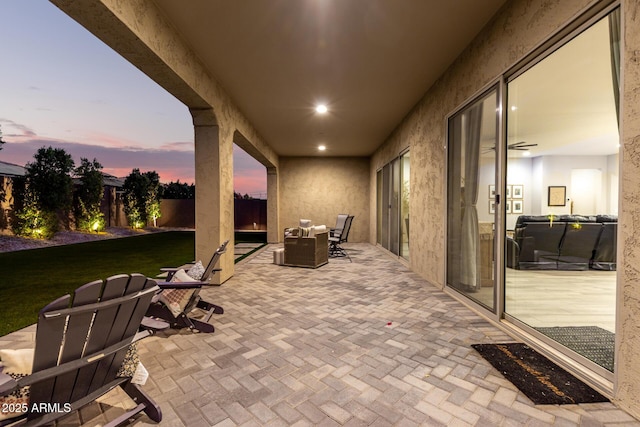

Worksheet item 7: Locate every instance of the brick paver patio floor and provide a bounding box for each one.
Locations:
[2,243,638,426]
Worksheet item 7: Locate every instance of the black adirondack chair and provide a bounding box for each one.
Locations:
[0,274,162,427]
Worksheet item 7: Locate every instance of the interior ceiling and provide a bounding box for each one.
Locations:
[152,0,507,157]
[478,15,619,159]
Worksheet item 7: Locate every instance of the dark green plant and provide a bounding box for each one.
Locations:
[144,170,162,227]
[10,175,58,239]
[0,125,5,203]
[123,169,162,228]
[162,180,195,199]
[11,147,75,238]
[74,158,105,232]
[25,147,75,213]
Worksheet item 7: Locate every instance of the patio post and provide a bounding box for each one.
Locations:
[267,166,280,243]
[192,108,234,284]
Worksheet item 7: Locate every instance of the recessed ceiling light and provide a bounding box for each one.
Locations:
[522,151,531,156]
[318,145,326,151]
[315,104,328,114]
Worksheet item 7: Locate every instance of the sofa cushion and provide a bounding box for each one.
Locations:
[309,225,327,237]
[596,214,618,223]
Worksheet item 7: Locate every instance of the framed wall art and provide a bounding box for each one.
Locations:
[548,186,566,206]
[512,185,523,199]
[512,199,524,214]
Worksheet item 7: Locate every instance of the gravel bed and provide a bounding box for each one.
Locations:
[0,227,177,253]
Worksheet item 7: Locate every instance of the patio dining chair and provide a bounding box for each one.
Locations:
[330,214,349,238]
[144,240,229,333]
[329,215,354,261]
[0,274,162,427]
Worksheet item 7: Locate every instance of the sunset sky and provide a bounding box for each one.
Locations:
[0,0,267,198]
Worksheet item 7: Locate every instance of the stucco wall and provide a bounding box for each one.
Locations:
[617,0,640,416]
[372,0,596,287]
[279,157,369,243]
[371,0,640,418]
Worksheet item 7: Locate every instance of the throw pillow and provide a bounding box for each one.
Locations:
[159,269,195,316]
[299,226,312,237]
[311,225,327,236]
[187,261,205,281]
[116,343,147,385]
[299,219,312,227]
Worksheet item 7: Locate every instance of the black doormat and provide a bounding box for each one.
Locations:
[472,343,609,405]
[534,326,614,372]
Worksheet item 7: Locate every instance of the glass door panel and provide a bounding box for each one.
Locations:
[447,88,498,311]
[400,152,410,260]
[504,12,619,372]
[376,170,382,245]
[380,164,391,250]
[390,157,400,256]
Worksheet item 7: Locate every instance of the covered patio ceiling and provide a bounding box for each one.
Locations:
[150,0,507,157]
[56,0,507,158]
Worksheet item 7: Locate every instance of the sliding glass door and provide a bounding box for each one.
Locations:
[377,151,410,260]
[447,88,499,312]
[504,11,619,373]
[446,8,619,375]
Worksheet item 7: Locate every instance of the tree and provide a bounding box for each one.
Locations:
[122,169,162,228]
[10,174,57,239]
[0,125,5,203]
[234,192,254,200]
[25,147,75,213]
[162,180,195,199]
[144,170,162,227]
[12,147,75,238]
[75,158,105,232]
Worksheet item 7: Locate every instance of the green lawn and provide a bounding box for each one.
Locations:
[0,231,195,336]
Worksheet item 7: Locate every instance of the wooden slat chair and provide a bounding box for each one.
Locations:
[0,274,162,427]
[145,240,229,333]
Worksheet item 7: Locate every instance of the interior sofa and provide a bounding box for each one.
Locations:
[507,214,617,271]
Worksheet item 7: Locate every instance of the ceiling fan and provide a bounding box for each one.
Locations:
[482,141,538,154]
[507,141,538,150]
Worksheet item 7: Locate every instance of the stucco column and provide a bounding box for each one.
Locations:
[266,166,280,243]
[615,0,640,417]
[192,108,234,284]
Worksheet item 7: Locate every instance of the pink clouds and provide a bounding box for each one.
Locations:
[0,118,37,138]
[1,137,195,182]
[0,132,267,196]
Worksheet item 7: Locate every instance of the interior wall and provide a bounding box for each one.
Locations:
[508,155,615,222]
[279,157,369,243]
